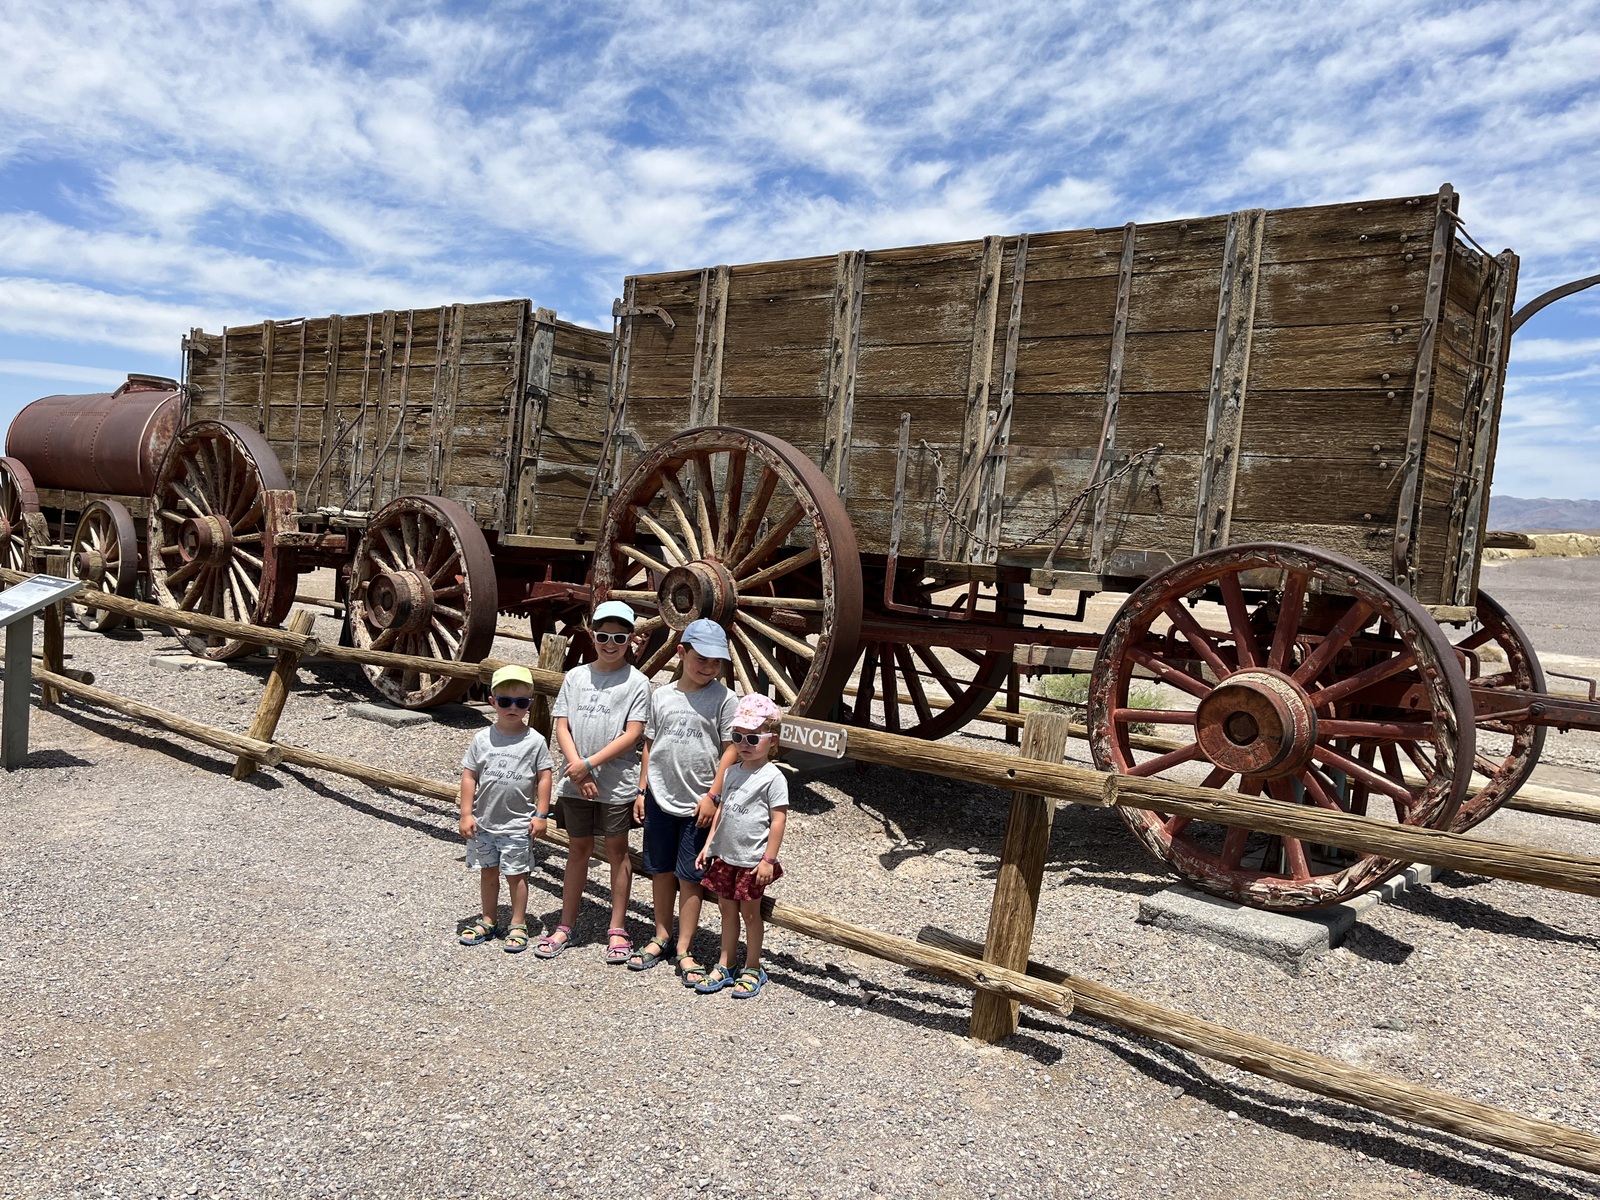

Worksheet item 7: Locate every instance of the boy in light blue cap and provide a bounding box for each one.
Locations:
[628,617,739,984]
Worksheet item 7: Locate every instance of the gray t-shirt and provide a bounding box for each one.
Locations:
[460,726,554,836]
[551,663,651,806]
[646,681,738,817]
[705,761,789,868]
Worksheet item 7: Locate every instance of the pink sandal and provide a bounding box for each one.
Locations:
[604,928,632,965]
[534,924,573,959]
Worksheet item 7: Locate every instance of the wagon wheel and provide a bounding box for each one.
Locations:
[592,426,863,718]
[0,456,43,573]
[148,421,297,660]
[527,603,594,671]
[842,574,1024,738]
[1448,590,1546,832]
[1088,542,1473,911]
[349,495,498,708]
[68,500,138,632]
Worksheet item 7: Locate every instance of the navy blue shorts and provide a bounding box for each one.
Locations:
[640,791,709,882]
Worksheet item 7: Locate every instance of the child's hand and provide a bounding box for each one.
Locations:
[755,859,774,886]
[529,814,549,839]
[694,793,716,827]
[632,794,646,824]
[459,813,478,839]
[695,848,708,871]
[579,777,600,800]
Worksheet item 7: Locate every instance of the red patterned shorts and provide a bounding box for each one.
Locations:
[702,856,784,901]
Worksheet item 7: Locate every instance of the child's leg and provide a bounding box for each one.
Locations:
[740,898,764,968]
[506,872,529,927]
[716,895,740,968]
[559,835,594,936]
[676,879,705,957]
[650,873,678,946]
[478,866,500,924]
[603,832,634,934]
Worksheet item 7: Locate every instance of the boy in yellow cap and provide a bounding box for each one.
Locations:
[457,664,554,952]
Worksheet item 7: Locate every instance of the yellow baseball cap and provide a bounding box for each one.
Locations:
[490,664,535,690]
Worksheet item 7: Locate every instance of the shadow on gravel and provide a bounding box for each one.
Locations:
[1392,887,1600,949]
[1337,923,1415,965]
[278,766,460,843]
[15,748,93,770]
[51,703,285,789]
[1048,1022,1594,1198]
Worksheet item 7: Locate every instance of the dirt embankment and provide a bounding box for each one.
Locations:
[1484,532,1600,561]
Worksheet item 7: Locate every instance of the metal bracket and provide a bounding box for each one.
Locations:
[611,299,677,331]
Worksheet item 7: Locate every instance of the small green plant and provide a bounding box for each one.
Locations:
[1023,671,1163,736]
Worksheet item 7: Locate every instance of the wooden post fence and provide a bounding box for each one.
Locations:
[233,608,319,780]
[971,710,1072,1041]
[528,633,568,739]
[38,552,68,707]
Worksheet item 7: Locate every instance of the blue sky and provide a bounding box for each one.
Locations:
[1,0,1597,496]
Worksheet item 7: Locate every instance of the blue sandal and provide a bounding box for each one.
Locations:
[457,917,494,946]
[694,964,735,994]
[730,967,768,999]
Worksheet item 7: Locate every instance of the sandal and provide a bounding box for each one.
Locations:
[627,936,670,971]
[457,917,494,946]
[533,924,573,959]
[674,954,707,989]
[604,928,633,965]
[730,967,768,999]
[503,922,531,954]
[694,963,735,994]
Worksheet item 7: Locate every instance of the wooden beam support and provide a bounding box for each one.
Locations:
[528,632,569,739]
[233,608,318,780]
[822,251,865,496]
[1453,250,1518,604]
[1089,224,1136,572]
[971,710,1074,1040]
[922,928,1600,1178]
[39,552,67,707]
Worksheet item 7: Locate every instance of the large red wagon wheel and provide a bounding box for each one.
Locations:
[843,573,1024,738]
[592,427,862,718]
[1088,542,1473,911]
[148,421,297,660]
[68,499,138,633]
[0,456,43,573]
[1448,590,1545,832]
[349,495,498,708]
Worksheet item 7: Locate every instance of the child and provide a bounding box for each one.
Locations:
[630,618,739,984]
[457,664,554,954]
[538,599,651,963]
[694,693,788,999]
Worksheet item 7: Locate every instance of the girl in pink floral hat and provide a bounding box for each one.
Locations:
[693,693,787,999]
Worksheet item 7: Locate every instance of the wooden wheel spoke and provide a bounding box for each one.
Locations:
[913,645,959,700]
[1218,573,1261,669]
[735,609,815,660]
[726,467,778,565]
[735,546,819,592]
[733,502,805,577]
[620,543,672,577]
[729,638,759,696]
[640,629,683,678]
[611,589,662,608]
[1126,649,1209,704]
[1267,570,1308,671]
[894,644,934,725]
[733,625,799,703]
[878,651,901,732]
[688,456,718,558]
[1161,602,1234,682]
[852,644,879,724]
[636,509,689,567]
[1309,650,1418,710]
[427,546,462,587]
[1291,599,1374,685]
[715,448,747,558]
[166,558,202,586]
[1456,626,1497,652]
[1316,718,1432,742]
[632,615,665,638]
[1127,741,1200,777]
[380,526,408,570]
[1296,768,1346,813]
[658,470,702,560]
[370,626,400,652]
[1311,743,1415,804]
[1118,708,1195,725]
[1219,825,1250,868]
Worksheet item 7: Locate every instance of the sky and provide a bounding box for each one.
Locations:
[1,0,1597,497]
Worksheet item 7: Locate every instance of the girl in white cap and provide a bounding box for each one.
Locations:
[539,600,651,962]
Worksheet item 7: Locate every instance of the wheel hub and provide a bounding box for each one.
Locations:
[178,515,233,565]
[367,569,433,633]
[74,549,106,584]
[1194,669,1317,779]
[656,560,737,630]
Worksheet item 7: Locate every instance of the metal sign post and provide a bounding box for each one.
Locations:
[0,575,83,770]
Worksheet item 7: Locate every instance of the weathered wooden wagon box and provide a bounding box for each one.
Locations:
[609,185,1514,611]
[182,300,612,542]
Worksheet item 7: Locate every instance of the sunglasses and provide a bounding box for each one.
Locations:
[492,696,532,709]
[731,731,773,746]
[592,631,631,645]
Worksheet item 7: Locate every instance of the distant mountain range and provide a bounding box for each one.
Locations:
[1488,496,1600,532]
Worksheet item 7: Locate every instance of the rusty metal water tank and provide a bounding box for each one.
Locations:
[5,374,183,496]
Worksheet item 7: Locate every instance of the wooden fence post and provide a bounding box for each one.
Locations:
[39,552,68,707]
[970,709,1072,1042]
[528,633,568,739]
[232,608,319,780]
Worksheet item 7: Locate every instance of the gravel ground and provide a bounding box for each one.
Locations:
[3,562,1599,1200]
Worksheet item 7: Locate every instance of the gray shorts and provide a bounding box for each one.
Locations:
[557,795,632,840]
[465,831,532,875]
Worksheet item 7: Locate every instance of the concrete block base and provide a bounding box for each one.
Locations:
[350,702,431,728]
[1138,865,1435,974]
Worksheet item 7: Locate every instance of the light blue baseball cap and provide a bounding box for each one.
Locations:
[591,599,636,627]
[681,618,730,660]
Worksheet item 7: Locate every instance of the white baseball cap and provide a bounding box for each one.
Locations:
[591,599,636,627]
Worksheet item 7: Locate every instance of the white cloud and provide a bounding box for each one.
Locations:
[0,359,127,387]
